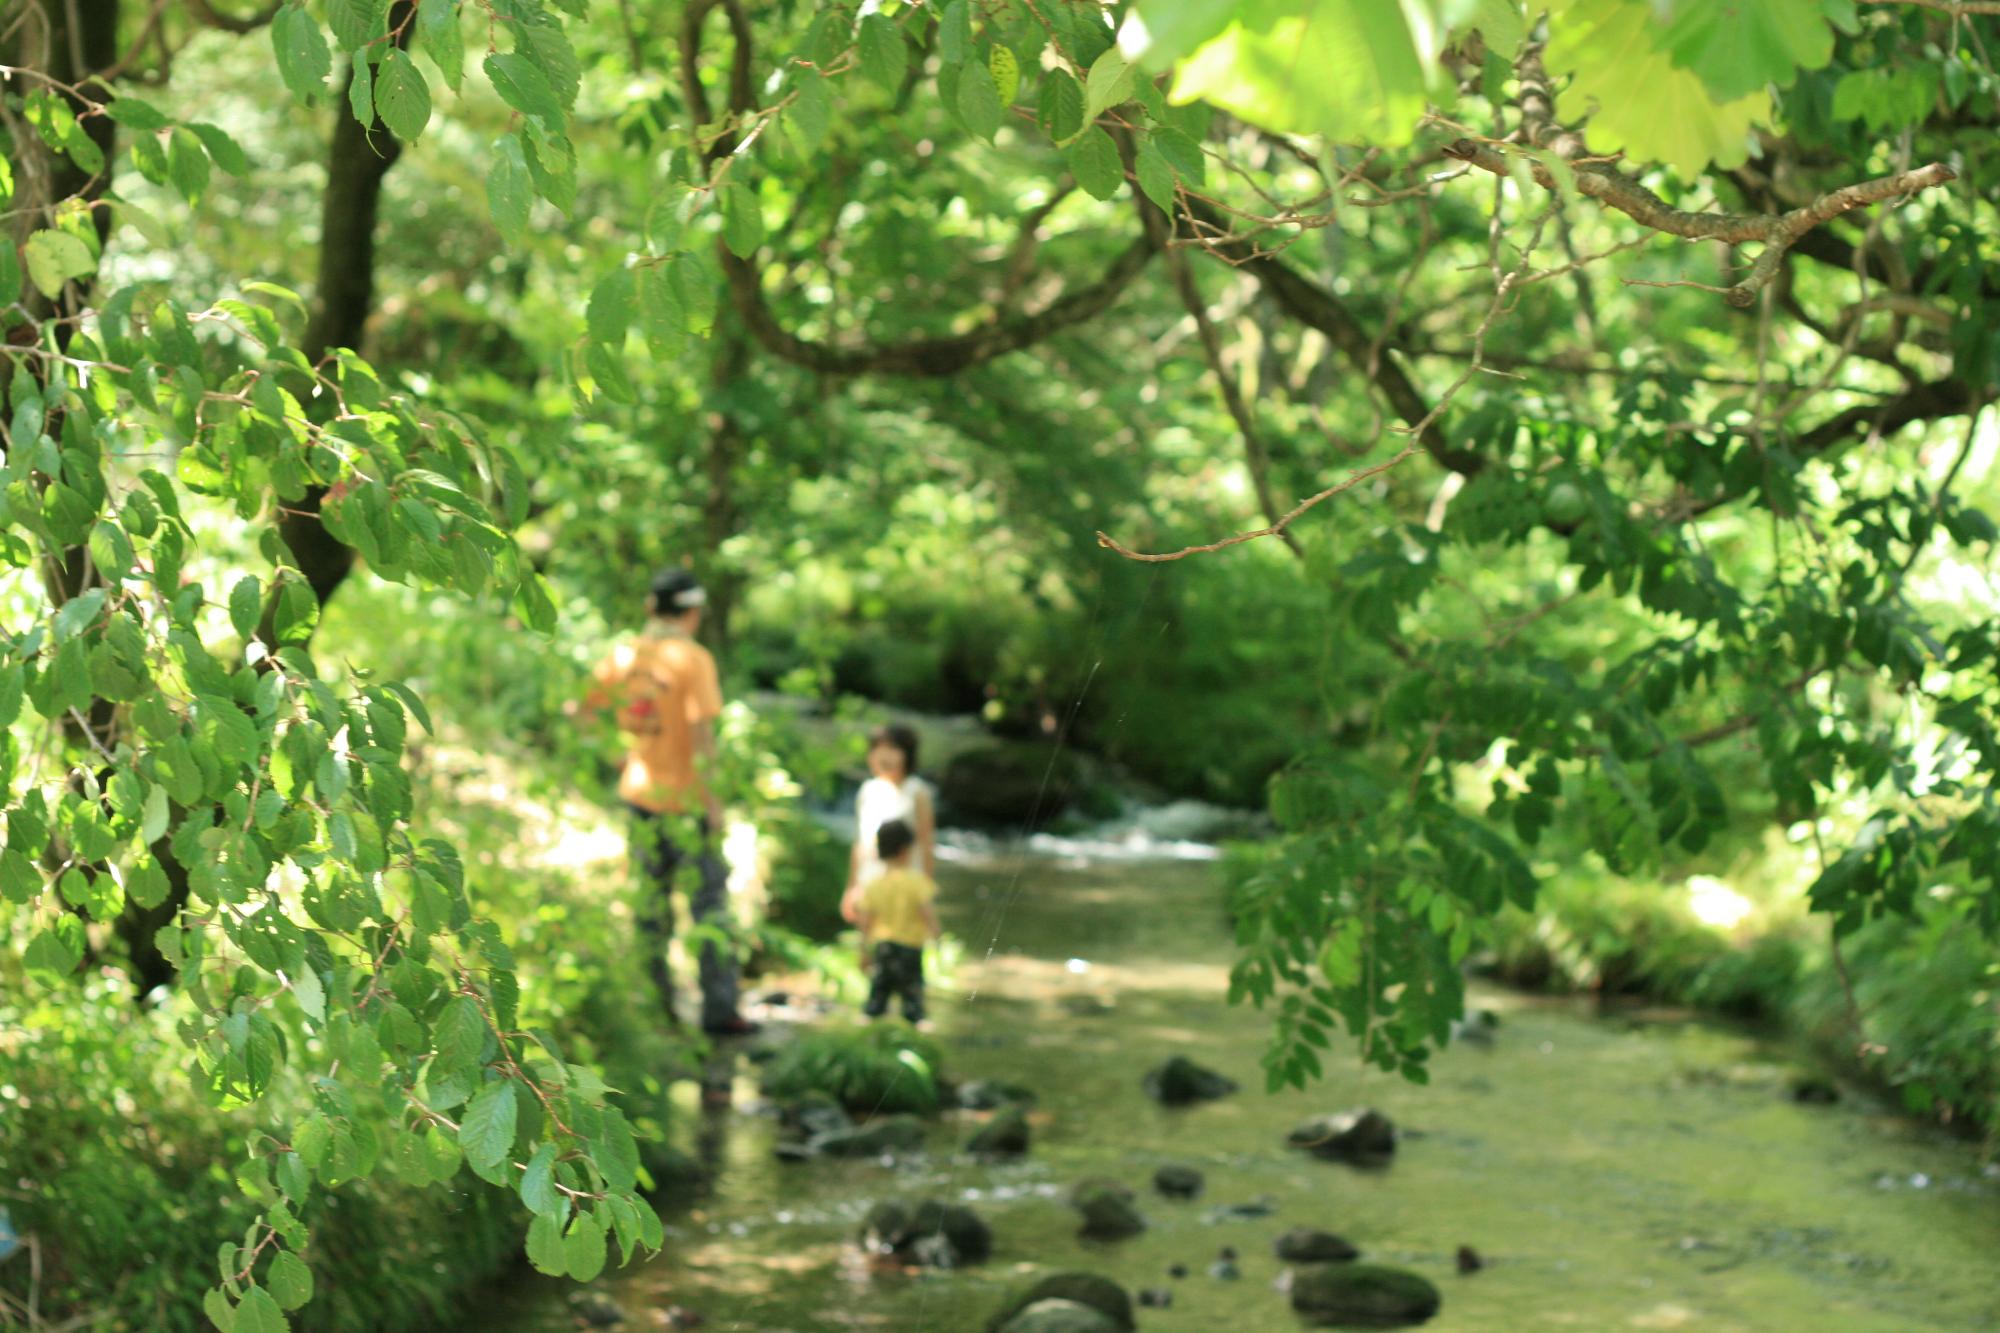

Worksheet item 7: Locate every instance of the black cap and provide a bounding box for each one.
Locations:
[650,568,706,613]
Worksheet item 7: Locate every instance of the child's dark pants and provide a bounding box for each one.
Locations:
[863,941,925,1022]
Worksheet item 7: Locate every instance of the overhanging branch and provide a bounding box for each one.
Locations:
[1441,139,1956,307]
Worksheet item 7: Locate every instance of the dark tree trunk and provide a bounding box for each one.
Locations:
[698,318,749,652]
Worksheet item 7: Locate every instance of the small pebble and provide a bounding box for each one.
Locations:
[1209,1248,1240,1280]
[1457,1245,1484,1274]
[1138,1288,1173,1308]
[1168,1263,1188,1280]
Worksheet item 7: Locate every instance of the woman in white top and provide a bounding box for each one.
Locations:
[841,724,936,923]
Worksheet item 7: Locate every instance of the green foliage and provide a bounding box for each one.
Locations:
[760,1023,946,1116]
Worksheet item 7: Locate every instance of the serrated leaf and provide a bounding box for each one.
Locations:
[347,50,374,127]
[938,0,972,64]
[586,267,635,346]
[563,1211,607,1282]
[857,14,906,91]
[1083,48,1136,123]
[989,45,1020,107]
[788,67,831,149]
[418,0,464,91]
[526,1211,566,1274]
[272,6,333,104]
[1659,0,1832,101]
[1134,135,1175,209]
[487,134,532,243]
[23,230,94,300]
[956,59,1003,142]
[596,1107,640,1192]
[233,1284,288,1333]
[458,1079,517,1172]
[188,123,250,176]
[519,1142,560,1216]
[266,1252,313,1312]
[229,576,263,642]
[485,51,563,124]
[1065,127,1124,200]
[433,993,486,1071]
[291,964,325,1022]
[374,49,432,141]
[1039,68,1085,143]
[24,918,84,980]
[720,182,763,259]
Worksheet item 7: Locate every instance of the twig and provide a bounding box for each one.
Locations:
[1441,138,1956,306]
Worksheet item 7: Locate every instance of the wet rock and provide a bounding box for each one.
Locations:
[567,1290,624,1326]
[967,1105,1031,1156]
[1288,1109,1397,1165]
[815,1114,927,1158]
[663,1307,704,1329]
[779,1091,854,1142]
[1167,1263,1188,1279]
[1456,1245,1483,1274]
[1071,1179,1145,1240]
[1208,1246,1241,1280]
[1449,1009,1499,1046]
[858,1199,990,1267]
[1137,1287,1173,1308]
[1291,1264,1441,1327]
[956,1079,1039,1111]
[1275,1228,1359,1264]
[1152,1164,1204,1199]
[941,742,1082,827]
[1790,1076,1840,1105]
[984,1273,1136,1332]
[997,1300,1123,1333]
[1141,1055,1239,1105]
[1202,1195,1278,1222]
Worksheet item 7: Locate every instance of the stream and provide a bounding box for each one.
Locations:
[480,843,2000,1331]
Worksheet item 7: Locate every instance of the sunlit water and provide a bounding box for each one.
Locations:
[478,854,2000,1331]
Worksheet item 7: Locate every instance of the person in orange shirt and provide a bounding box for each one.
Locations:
[580,568,753,1037]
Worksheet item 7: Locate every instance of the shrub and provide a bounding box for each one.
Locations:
[760,1024,945,1115]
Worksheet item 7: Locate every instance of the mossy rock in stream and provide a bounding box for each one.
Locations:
[1070,1179,1145,1240]
[966,1104,1031,1156]
[939,742,1082,827]
[1287,1108,1397,1165]
[1290,1264,1441,1327]
[814,1114,928,1158]
[998,1300,1124,1333]
[859,1199,992,1266]
[985,1273,1136,1332]
[1141,1055,1238,1105]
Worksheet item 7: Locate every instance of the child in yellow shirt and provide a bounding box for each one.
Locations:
[856,818,940,1024]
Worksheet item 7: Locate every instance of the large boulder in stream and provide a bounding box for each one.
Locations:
[986,1273,1136,1332]
[999,1301,1124,1333]
[1290,1264,1441,1327]
[1275,1228,1360,1263]
[966,1105,1031,1156]
[1071,1180,1146,1240]
[1142,1056,1238,1106]
[1288,1109,1397,1165]
[814,1114,928,1158]
[859,1199,992,1267]
[939,742,1082,827]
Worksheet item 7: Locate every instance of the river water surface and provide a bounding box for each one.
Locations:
[483,848,2000,1331]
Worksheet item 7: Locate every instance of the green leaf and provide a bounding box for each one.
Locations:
[938,0,972,64]
[458,1079,517,1172]
[720,182,763,259]
[0,241,20,305]
[485,51,563,124]
[188,123,251,176]
[857,14,907,92]
[1134,135,1175,210]
[127,851,171,909]
[1038,68,1085,143]
[1466,0,1526,61]
[1659,0,1832,101]
[233,1284,289,1333]
[272,5,333,103]
[89,519,135,583]
[487,134,532,243]
[1083,48,1136,124]
[1065,127,1124,200]
[586,267,635,346]
[596,1107,640,1192]
[291,964,325,1022]
[433,993,486,1071]
[23,230,94,299]
[525,1211,566,1275]
[205,1286,237,1332]
[788,68,832,149]
[515,573,558,634]
[230,576,263,642]
[327,0,381,50]
[418,0,464,91]
[563,1211,607,1282]
[24,918,84,981]
[347,50,374,127]
[989,45,1020,108]
[1545,0,1771,175]
[0,664,21,729]
[956,59,1003,143]
[273,579,318,645]
[105,96,171,130]
[374,49,433,141]
[0,849,42,905]
[266,1252,313,1312]
[519,1142,561,1216]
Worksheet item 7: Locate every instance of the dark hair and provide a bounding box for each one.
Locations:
[649,568,706,616]
[876,818,916,862]
[869,723,920,775]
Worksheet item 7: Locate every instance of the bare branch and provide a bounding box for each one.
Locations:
[1441,138,1956,307]
[184,0,281,33]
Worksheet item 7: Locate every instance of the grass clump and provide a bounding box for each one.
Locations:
[761,1024,945,1115]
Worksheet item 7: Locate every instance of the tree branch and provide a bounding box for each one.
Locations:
[1441,139,1956,307]
[183,0,280,33]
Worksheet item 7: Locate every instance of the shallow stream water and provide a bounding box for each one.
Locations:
[482,851,2000,1331]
